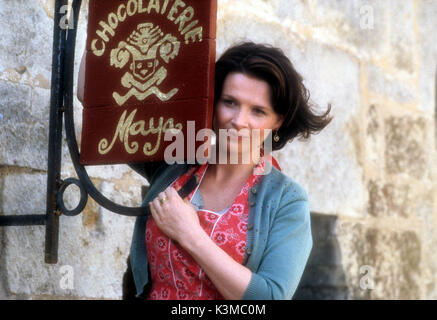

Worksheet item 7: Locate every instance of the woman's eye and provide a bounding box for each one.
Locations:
[223,99,235,106]
[253,108,266,115]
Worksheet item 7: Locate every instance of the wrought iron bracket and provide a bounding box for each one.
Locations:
[0,0,199,264]
[0,0,148,264]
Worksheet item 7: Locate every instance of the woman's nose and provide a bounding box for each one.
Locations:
[231,108,249,129]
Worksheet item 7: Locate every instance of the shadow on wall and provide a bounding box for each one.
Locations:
[294,213,348,300]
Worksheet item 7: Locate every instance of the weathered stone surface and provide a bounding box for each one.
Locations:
[336,222,422,299]
[217,0,305,56]
[415,187,437,299]
[0,164,138,298]
[417,0,437,114]
[270,0,311,23]
[0,82,55,171]
[385,0,416,74]
[276,42,365,218]
[312,0,387,55]
[366,104,383,167]
[50,208,135,299]
[1,0,436,301]
[100,179,143,208]
[0,168,47,215]
[79,164,133,181]
[367,180,415,218]
[2,182,136,299]
[39,0,55,19]
[384,116,428,180]
[0,0,53,87]
[366,64,416,104]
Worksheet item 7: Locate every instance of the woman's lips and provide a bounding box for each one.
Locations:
[227,129,251,139]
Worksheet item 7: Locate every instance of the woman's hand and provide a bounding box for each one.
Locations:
[149,185,252,300]
[149,186,203,245]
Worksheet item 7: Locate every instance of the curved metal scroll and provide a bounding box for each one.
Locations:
[63,0,147,216]
[0,0,201,264]
[62,0,199,217]
[57,178,88,216]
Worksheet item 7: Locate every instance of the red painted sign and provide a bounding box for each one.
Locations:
[79,0,217,165]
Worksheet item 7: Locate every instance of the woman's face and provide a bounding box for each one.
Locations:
[213,72,283,161]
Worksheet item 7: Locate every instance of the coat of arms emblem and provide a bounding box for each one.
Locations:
[110,22,180,106]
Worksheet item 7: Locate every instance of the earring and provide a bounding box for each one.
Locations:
[273,131,280,142]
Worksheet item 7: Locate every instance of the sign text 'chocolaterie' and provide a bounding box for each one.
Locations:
[91,0,204,57]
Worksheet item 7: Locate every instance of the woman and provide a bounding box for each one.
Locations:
[124,42,332,300]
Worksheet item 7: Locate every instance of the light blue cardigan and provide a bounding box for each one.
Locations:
[129,162,313,300]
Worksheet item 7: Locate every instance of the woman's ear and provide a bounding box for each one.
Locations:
[274,114,284,131]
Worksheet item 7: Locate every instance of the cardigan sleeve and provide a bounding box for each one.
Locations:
[242,194,313,300]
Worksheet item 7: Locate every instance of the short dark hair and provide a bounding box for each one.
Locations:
[214,42,332,151]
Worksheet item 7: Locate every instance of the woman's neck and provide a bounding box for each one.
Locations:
[206,162,253,183]
[205,149,261,183]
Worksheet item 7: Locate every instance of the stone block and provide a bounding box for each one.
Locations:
[100,179,142,208]
[0,82,55,171]
[217,0,304,56]
[336,222,422,299]
[49,209,135,299]
[0,0,53,87]
[0,165,139,298]
[276,0,310,19]
[75,164,132,181]
[0,168,47,215]
[417,0,437,114]
[312,0,387,54]
[365,104,384,167]
[386,0,416,74]
[366,64,416,104]
[417,59,436,116]
[384,116,428,180]
[312,0,416,72]
[367,180,414,218]
[414,186,437,299]
[40,0,55,19]
[0,80,76,172]
[2,194,136,299]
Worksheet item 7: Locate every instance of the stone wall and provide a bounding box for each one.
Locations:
[0,0,436,299]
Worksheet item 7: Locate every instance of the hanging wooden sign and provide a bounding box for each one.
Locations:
[79,0,217,165]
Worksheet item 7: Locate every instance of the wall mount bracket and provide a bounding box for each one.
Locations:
[0,0,148,264]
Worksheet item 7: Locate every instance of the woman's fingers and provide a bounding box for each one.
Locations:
[150,197,163,222]
[150,189,173,221]
[158,191,168,203]
[149,199,157,215]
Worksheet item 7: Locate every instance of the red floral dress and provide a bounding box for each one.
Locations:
[145,158,269,300]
